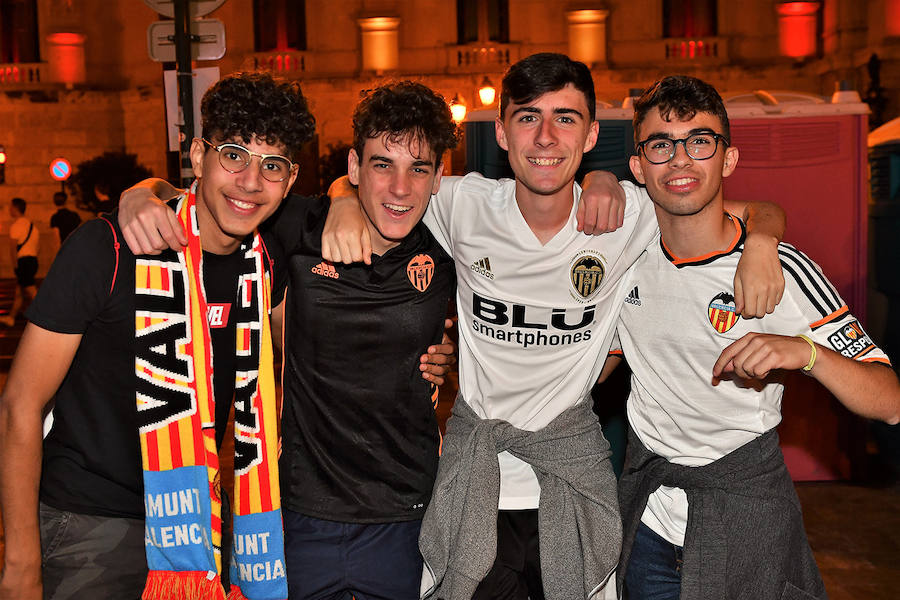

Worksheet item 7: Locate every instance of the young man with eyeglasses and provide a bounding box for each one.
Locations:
[115,81,459,600]
[0,72,314,600]
[600,75,900,600]
[322,55,789,600]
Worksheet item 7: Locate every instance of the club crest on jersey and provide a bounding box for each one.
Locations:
[569,252,605,302]
[708,292,738,333]
[407,254,435,292]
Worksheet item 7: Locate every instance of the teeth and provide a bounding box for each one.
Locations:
[668,177,696,186]
[384,203,412,213]
[528,158,562,166]
[229,197,255,209]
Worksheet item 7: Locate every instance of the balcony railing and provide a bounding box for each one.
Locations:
[0,62,47,88]
[243,51,308,76]
[448,43,520,71]
[663,37,727,63]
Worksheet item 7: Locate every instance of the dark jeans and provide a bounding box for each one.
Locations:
[282,509,423,600]
[472,509,544,600]
[39,502,148,600]
[624,522,682,600]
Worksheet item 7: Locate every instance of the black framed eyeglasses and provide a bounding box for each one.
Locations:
[202,139,297,182]
[636,132,729,164]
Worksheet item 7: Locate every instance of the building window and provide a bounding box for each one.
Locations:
[664,0,717,38]
[254,0,306,52]
[0,0,40,63]
[457,0,509,44]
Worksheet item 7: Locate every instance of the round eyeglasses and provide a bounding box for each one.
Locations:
[636,132,729,164]
[202,139,296,182]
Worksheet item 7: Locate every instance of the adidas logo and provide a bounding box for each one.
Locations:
[470,257,495,280]
[625,286,641,306]
[311,261,339,279]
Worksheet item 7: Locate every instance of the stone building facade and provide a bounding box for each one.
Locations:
[1,0,898,274]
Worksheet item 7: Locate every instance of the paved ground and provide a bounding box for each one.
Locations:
[0,279,897,598]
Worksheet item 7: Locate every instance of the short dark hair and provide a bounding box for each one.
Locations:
[633,75,731,142]
[11,197,25,214]
[352,81,460,166]
[201,72,316,160]
[500,53,596,121]
[53,191,67,207]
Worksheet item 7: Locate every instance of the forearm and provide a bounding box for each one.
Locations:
[0,396,44,578]
[142,177,181,201]
[736,201,785,244]
[808,347,900,424]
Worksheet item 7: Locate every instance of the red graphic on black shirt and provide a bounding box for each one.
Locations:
[407,254,435,292]
[207,303,231,328]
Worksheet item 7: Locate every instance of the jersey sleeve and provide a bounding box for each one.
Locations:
[422,175,463,255]
[779,243,890,365]
[608,329,623,357]
[25,217,119,334]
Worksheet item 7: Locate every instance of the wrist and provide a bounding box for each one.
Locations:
[796,334,817,373]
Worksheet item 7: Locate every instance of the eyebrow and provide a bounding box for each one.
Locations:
[510,106,585,119]
[644,127,718,140]
[368,154,435,167]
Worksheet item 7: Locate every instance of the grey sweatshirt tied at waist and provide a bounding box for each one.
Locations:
[419,397,621,600]
[617,426,827,600]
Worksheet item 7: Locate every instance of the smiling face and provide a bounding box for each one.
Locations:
[495,83,599,205]
[347,133,443,255]
[629,107,738,219]
[191,135,298,254]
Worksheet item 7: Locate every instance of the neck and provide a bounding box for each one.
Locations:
[514,180,575,245]
[655,197,735,259]
[194,185,242,255]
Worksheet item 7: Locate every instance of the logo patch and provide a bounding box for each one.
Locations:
[708,292,738,333]
[206,303,231,328]
[569,252,605,301]
[311,261,339,279]
[827,319,876,359]
[470,256,494,280]
[625,286,641,306]
[407,254,435,292]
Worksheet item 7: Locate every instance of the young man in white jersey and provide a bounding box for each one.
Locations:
[602,75,900,600]
[322,54,787,600]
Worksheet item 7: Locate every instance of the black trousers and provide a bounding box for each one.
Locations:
[472,509,545,600]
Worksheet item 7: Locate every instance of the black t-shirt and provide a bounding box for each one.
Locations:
[266,194,455,523]
[28,211,243,519]
[49,208,82,244]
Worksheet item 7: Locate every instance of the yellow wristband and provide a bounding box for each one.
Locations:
[796,334,817,372]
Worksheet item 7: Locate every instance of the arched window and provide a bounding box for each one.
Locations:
[457,0,509,44]
[663,0,717,38]
[254,0,306,52]
[0,0,39,63]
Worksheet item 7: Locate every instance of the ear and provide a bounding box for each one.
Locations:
[189,138,206,179]
[495,118,509,151]
[629,154,646,184]
[431,160,446,195]
[284,164,300,197]
[582,120,600,153]
[722,146,739,178]
[347,148,361,186]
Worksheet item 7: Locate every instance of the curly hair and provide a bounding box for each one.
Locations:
[633,75,730,142]
[201,72,316,160]
[500,53,596,121]
[352,81,460,166]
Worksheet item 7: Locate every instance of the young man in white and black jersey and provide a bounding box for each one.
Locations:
[602,75,900,600]
[323,54,789,600]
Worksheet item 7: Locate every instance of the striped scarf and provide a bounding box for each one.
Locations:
[136,184,286,600]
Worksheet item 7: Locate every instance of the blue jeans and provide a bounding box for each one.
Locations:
[282,509,423,600]
[625,522,682,600]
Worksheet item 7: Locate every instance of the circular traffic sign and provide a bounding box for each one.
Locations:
[50,158,72,181]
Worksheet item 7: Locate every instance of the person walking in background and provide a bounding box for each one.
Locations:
[1,197,39,327]
[49,191,81,246]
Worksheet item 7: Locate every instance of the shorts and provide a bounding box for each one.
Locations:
[283,509,423,600]
[39,502,148,600]
[15,255,38,287]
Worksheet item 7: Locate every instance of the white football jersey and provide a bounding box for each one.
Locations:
[612,215,891,544]
[424,174,658,508]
